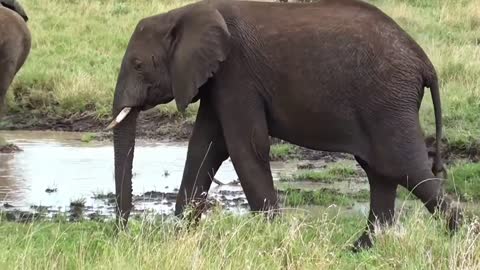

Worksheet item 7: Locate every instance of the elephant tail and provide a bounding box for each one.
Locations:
[425,73,445,178]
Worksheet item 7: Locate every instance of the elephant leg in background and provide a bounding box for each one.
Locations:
[392,131,461,231]
[174,98,229,220]
[399,167,461,232]
[0,60,16,114]
[217,97,278,214]
[353,156,398,251]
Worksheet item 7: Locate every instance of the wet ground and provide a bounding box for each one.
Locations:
[0,131,369,221]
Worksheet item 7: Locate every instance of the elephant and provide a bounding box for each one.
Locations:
[108,0,461,250]
[0,1,30,114]
[0,0,28,22]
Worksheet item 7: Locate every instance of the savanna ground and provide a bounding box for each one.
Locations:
[0,0,480,269]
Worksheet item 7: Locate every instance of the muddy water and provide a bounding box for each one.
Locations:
[0,131,314,219]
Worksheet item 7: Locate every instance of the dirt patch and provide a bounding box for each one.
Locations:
[426,136,480,163]
[0,110,194,142]
[0,143,22,153]
[294,147,352,162]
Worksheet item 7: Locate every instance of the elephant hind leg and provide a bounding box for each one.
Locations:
[365,121,462,236]
[352,156,397,251]
[398,168,462,232]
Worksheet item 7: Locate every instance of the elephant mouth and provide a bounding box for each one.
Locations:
[106,107,132,130]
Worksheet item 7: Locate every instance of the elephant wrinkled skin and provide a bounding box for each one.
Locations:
[109,0,461,250]
[0,4,30,114]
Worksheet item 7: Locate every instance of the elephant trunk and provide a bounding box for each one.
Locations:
[113,108,139,227]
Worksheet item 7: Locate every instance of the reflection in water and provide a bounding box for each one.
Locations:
[0,131,293,214]
[0,153,23,203]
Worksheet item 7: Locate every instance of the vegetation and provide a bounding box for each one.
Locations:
[0,208,479,269]
[280,162,358,183]
[281,187,369,207]
[2,0,478,149]
[80,133,97,143]
[446,162,480,201]
[270,143,297,160]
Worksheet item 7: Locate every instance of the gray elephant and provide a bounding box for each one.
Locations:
[0,1,30,113]
[0,0,28,22]
[107,0,461,250]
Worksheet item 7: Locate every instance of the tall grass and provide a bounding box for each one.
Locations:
[0,207,479,269]
[5,0,480,145]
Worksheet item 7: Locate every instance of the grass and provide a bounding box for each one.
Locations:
[80,133,97,143]
[2,0,478,149]
[280,162,359,183]
[0,208,479,269]
[270,143,297,161]
[281,188,369,207]
[446,162,480,201]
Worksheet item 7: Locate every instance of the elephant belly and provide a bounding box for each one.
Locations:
[267,102,364,155]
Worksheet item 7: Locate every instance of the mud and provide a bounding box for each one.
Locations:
[0,109,194,142]
[0,143,22,153]
[426,136,480,163]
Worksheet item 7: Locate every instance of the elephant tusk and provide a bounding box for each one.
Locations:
[105,107,132,130]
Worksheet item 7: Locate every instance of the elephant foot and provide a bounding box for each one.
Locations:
[175,198,214,227]
[351,232,374,252]
[113,220,130,235]
[445,201,463,233]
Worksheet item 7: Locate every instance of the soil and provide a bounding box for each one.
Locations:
[0,109,195,142]
[0,143,22,153]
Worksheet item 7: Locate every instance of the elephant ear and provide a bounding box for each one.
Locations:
[169,6,230,112]
[1,0,29,22]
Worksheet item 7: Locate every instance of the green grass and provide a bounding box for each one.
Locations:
[282,188,369,207]
[80,133,97,143]
[270,143,297,161]
[4,0,479,148]
[0,209,479,269]
[280,163,359,183]
[446,162,480,201]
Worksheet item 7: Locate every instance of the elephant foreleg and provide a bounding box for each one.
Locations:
[174,98,229,219]
[217,97,278,215]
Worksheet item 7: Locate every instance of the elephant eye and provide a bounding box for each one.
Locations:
[133,59,143,71]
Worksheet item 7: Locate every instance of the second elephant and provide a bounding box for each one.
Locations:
[0,3,30,113]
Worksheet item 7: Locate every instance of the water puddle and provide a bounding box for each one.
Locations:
[0,131,311,219]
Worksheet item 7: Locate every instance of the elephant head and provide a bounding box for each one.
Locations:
[107,2,231,226]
